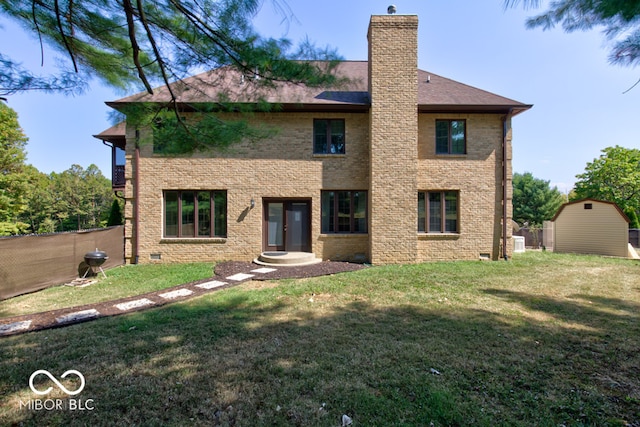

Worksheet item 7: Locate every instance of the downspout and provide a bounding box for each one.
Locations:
[101,139,125,267]
[502,108,514,260]
[101,139,115,189]
[134,130,140,264]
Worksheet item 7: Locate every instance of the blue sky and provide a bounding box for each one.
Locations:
[1,0,639,193]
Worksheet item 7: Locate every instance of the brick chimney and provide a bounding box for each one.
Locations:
[367,14,419,264]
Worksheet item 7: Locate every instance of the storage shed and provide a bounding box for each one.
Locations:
[552,199,630,258]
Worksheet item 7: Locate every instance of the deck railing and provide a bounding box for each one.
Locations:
[113,165,125,188]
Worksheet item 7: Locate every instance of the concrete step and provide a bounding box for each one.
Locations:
[254,251,322,267]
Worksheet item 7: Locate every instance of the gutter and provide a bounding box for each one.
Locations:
[502,108,514,260]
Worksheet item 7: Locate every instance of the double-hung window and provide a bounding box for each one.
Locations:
[164,190,227,238]
[436,120,466,155]
[321,191,367,233]
[314,119,345,154]
[418,191,459,233]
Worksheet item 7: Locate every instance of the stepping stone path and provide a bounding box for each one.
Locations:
[0,320,32,335]
[115,298,155,311]
[0,265,282,337]
[195,280,227,290]
[159,289,194,300]
[226,273,255,282]
[55,309,100,325]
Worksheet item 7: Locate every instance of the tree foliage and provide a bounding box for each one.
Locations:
[12,164,116,234]
[19,164,55,233]
[505,0,640,77]
[0,103,29,229]
[0,103,116,235]
[573,145,640,227]
[1,0,344,152]
[107,199,124,226]
[48,164,115,231]
[0,0,341,96]
[513,172,566,227]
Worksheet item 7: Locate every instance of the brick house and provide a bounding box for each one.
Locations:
[95,14,531,265]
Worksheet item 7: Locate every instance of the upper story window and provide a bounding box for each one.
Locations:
[436,120,466,155]
[418,191,459,233]
[314,119,345,154]
[164,190,227,238]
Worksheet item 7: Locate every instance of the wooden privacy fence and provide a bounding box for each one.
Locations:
[630,229,640,248]
[0,226,124,300]
[514,227,640,250]
[513,228,544,249]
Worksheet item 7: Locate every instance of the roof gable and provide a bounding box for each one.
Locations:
[552,198,631,223]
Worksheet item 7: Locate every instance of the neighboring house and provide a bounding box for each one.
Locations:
[552,198,630,258]
[94,13,531,265]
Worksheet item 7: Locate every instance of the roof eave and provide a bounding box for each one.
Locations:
[418,104,533,115]
[107,102,533,116]
[106,100,371,113]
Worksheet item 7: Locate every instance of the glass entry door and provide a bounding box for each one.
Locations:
[264,200,311,252]
[267,203,284,250]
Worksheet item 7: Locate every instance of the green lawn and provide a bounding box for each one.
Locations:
[0,263,214,319]
[1,252,638,426]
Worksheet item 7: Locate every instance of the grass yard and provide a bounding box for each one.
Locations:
[1,252,638,426]
[0,263,214,319]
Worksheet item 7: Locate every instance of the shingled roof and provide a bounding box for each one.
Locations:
[106,61,531,115]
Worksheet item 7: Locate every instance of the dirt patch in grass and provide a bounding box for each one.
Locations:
[214,260,367,281]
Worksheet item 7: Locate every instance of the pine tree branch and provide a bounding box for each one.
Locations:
[53,0,78,72]
[122,0,154,94]
[168,0,247,71]
[623,76,640,94]
[135,0,175,100]
[134,0,198,143]
[30,1,45,67]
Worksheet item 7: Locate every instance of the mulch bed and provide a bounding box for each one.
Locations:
[1,261,367,337]
[214,260,367,281]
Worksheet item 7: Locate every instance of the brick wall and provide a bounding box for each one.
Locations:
[121,14,513,265]
[417,113,512,261]
[368,15,419,264]
[123,112,370,263]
